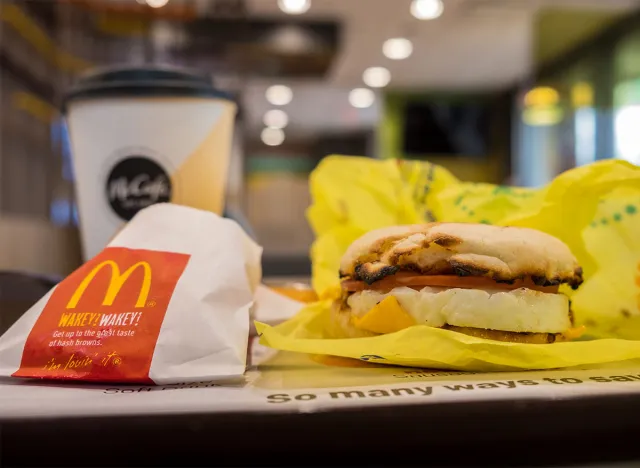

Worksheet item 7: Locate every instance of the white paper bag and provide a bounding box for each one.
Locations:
[0,204,262,384]
[250,285,303,335]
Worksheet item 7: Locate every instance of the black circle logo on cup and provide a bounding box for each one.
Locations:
[106,157,172,221]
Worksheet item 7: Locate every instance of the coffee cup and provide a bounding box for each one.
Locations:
[63,65,236,260]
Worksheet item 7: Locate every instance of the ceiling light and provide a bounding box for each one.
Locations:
[263,109,289,129]
[522,107,563,127]
[383,38,413,60]
[265,85,293,106]
[146,0,170,8]
[571,82,594,108]
[349,88,375,109]
[411,0,444,20]
[278,0,311,15]
[524,86,559,107]
[363,66,391,88]
[615,106,640,164]
[266,25,318,55]
[261,127,285,146]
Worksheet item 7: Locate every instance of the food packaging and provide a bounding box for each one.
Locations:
[0,203,261,384]
[257,157,640,371]
[250,285,304,336]
[257,303,640,372]
[307,156,640,336]
[64,65,237,260]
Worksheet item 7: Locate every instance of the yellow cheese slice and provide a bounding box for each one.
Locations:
[352,296,416,334]
[560,325,586,341]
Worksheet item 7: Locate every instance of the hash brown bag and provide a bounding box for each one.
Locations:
[0,204,262,384]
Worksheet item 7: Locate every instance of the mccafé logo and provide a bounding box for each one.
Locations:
[66,260,152,309]
[106,156,172,221]
[109,175,170,204]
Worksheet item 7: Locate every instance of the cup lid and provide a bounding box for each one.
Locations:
[63,65,234,112]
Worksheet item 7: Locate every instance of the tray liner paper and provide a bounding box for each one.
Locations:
[0,204,262,384]
[258,158,640,371]
[5,344,640,419]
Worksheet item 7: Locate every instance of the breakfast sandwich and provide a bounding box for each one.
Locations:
[333,223,584,344]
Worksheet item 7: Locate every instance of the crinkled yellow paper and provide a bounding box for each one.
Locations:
[255,303,640,372]
[258,157,640,371]
[307,156,640,336]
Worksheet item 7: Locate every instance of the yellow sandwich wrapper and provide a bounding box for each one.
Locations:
[258,157,640,372]
[256,303,640,372]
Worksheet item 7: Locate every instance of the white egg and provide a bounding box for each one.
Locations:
[347,286,570,333]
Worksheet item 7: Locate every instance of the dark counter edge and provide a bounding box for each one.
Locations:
[2,392,640,467]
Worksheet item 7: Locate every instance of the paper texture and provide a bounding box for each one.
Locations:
[0,204,262,384]
[251,285,303,335]
[257,301,640,372]
[3,343,640,419]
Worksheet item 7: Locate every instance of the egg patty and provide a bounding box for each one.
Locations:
[347,286,571,334]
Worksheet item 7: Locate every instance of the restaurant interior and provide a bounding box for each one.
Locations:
[1,0,640,281]
[4,2,640,466]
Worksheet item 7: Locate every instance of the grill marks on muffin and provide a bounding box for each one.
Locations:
[449,259,491,278]
[354,263,399,285]
[432,234,463,248]
[347,258,583,289]
[339,223,584,290]
[340,233,462,278]
[341,232,584,289]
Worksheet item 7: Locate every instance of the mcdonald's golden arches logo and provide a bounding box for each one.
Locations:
[66,260,152,309]
[13,247,191,381]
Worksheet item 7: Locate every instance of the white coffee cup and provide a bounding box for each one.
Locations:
[63,66,236,260]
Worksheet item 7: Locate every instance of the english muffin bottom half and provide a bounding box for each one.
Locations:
[333,223,584,344]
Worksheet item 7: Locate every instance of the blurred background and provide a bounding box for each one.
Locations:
[1,0,640,279]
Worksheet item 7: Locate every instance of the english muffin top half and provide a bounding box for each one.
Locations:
[339,223,583,289]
